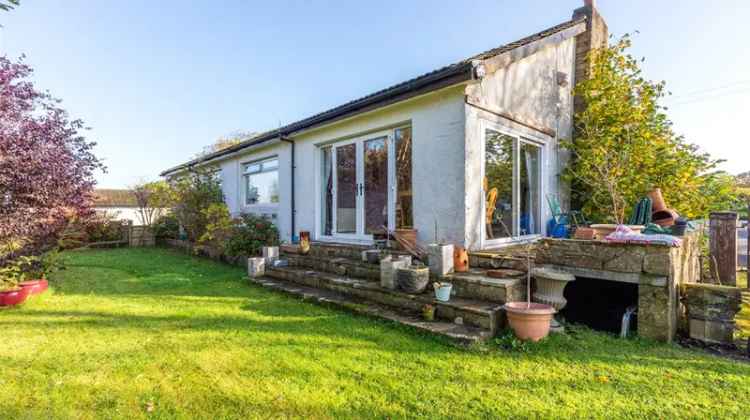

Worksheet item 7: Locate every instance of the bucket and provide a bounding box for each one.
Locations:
[434,283,453,302]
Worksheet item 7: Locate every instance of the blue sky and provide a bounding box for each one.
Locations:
[1,0,748,187]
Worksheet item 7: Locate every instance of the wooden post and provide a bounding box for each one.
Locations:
[709,212,738,286]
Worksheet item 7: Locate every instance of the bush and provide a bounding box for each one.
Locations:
[195,204,237,258]
[153,214,180,240]
[226,214,280,257]
[170,168,224,241]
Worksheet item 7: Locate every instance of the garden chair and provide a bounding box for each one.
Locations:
[546,194,587,228]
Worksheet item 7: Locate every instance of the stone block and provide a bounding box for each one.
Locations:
[428,244,454,278]
[247,257,265,278]
[380,256,411,290]
[262,246,279,266]
[688,318,736,345]
[603,247,645,273]
[638,284,673,342]
[643,248,671,276]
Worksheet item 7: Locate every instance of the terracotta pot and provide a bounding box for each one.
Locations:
[647,188,667,212]
[299,231,311,255]
[590,224,645,240]
[19,279,48,295]
[652,209,679,227]
[0,286,31,307]
[504,302,555,342]
[453,246,469,272]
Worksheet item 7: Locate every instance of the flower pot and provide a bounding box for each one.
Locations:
[590,224,644,240]
[0,287,31,307]
[397,266,430,294]
[453,246,469,272]
[434,283,453,302]
[647,188,667,212]
[422,305,436,321]
[503,302,556,342]
[299,231,311,255]
[19,279,48,295]
[531,267,575,311]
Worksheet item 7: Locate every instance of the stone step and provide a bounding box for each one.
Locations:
[265,266,503,334]
[249,276,494,345]
[285,253,382,282]
[443,269,526,303]
[469,251,530,271]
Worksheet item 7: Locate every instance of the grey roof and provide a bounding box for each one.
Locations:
[161,16,586,176]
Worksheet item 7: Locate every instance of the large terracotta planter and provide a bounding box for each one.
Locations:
[0,287,31,307]
[504,302,556,342]
[590,224,644,240]
[19,279,48,295]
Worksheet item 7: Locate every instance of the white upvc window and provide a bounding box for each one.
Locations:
[242,157,279,206]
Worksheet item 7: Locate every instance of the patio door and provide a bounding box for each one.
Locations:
[482,127,544,246]
[319,132,393,242]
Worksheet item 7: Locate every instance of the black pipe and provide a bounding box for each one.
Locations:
[280,136,295,238]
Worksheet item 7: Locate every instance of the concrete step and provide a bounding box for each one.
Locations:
[265,266,503,334]
[444,269,526,303]
[249,276,494,345]
[469,251,530,271]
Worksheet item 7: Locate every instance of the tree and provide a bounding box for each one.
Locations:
[169,168,224,241]
[132,180,174,228]
[0,0,19,12]
[562,35,738,224]
[194,130,256,159]
[0,56,104,263]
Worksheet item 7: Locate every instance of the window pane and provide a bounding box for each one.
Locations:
[364,137,388,234]
[336,143,357,234]
[485,130,514,239]
[320,147,333,236]
[244,163,261,174]
[520,142,541,236]
[395,127,413,229]
[262,159,279,170]
[245,170,279,205]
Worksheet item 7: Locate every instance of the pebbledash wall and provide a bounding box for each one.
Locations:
[217,37,578,250]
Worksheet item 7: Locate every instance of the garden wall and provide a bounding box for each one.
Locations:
[535,232,701,342]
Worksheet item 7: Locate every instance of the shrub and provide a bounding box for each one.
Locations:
[195,204,237,258]
[170,168,224,241]
[226,214,280,257]
[153,214,180,240]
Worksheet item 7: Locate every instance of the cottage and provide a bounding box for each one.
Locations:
[162,2,608,252]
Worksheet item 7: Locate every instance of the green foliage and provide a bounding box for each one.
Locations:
[153,213,180,240]
[195,203,237,258]
[225,214,280,257]
[170,168,224,241]
[562,34,739,223]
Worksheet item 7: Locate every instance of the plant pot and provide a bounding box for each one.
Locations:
[19,279,48,295]
[0,287,31,307]
[453,246,469,272]
[652,209,679,227]
[434,283,453,302]
[397,266,430,294]
[590,224,644,240]
[299,231,311,255]
[503,302,556,342]
[531,267,575,311]
[647,188,667,212]
[422,305,436,321]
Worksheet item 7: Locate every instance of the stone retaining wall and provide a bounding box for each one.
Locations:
[535,232,701,342]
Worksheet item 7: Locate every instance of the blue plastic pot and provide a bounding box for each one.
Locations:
[434,283,453,302]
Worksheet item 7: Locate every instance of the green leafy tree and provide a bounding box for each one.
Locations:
[170,168,224,241]
[562,34,738,223]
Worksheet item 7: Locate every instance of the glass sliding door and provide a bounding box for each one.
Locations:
[335,143,357,234]
[484,128,543,242]
[394,127,413,229]
[320,147,333,236]
[363,137,388,234]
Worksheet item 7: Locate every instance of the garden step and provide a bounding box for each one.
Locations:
[443,269,526,303]
[248,276,494,345]
[469,251,530,271]
[284,253,382,282]
[265,266,503,334]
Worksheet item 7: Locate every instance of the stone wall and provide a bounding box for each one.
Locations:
[535,232,701,342]
[683,283,742,344]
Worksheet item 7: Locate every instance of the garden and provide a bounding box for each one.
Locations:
[1,247,749,418]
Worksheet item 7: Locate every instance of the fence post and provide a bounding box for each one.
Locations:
[709,211,738,286]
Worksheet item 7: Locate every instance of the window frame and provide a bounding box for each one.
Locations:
[241,156,280,207]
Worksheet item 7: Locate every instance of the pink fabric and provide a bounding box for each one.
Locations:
[604,225,682,247]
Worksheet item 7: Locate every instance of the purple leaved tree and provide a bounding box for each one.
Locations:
[0,56,105,262]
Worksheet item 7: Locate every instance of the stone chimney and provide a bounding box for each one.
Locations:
[572,0,609,113]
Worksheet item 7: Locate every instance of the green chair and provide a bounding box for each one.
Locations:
[546,194,588,228]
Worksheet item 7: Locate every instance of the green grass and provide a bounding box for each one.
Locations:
[2,248,750,419]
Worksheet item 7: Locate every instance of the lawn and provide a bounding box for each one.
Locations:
[2,248,750,419]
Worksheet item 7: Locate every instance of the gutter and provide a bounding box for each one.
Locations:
[280,135,296,237]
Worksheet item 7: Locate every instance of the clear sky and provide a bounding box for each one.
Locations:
[1,0,748,188]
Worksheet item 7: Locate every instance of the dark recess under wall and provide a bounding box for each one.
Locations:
[560,277,639,334]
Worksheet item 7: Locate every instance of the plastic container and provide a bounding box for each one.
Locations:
[434,283,453,302]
